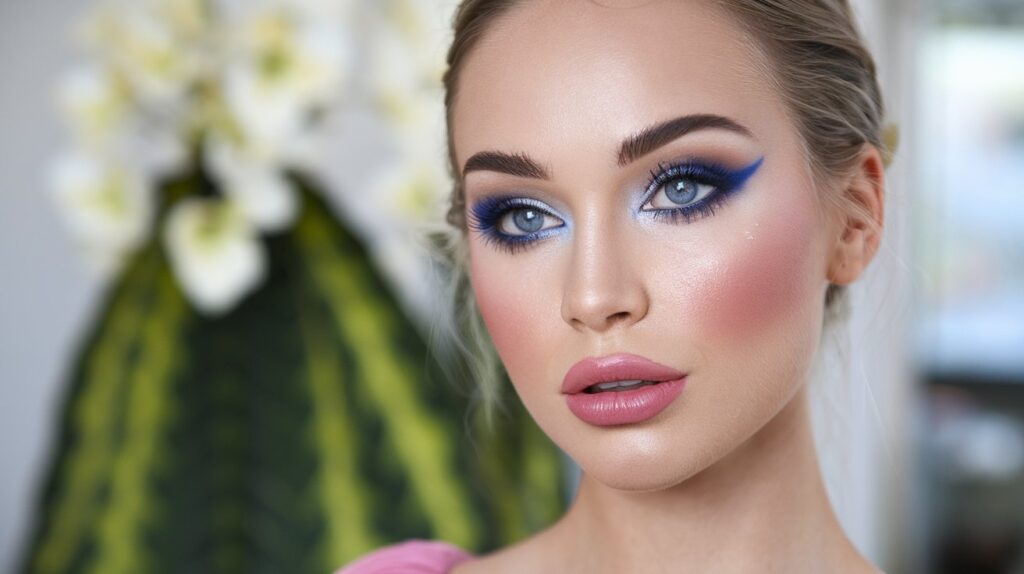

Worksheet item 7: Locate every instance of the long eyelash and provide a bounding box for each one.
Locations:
[646,193,730,224]
[641,157,763,224]
[468,195,561,254]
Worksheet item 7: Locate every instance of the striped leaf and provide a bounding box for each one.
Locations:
[19,174,566,574]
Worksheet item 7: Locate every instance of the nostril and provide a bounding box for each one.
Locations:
[607,311,632,325]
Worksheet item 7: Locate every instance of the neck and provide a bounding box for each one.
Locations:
[544,387,865,573]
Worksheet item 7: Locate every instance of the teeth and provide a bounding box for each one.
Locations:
[596,379,643,390]
[588,380,656,393]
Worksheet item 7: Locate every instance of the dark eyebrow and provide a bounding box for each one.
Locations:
[462,114,751,180]
[462,151,550,180]
[618,114,754,166]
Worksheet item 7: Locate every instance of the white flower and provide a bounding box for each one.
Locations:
[57,65,132,145]
[154,0,209,41]
[57,64,190,178]
[300,0,354,19]
[81,3,204,106]
[381,152,451,224]
[221,4,353,153]
[384,0,452,83]
[164,197,267,315]
[371,92,450,223]
[50,151,155,264]
[368,22,433,125]
[356,84,453,320]
[355,144,451,319]
[221,64,304,155]
[204,133,300,232]
[129,120,191,177]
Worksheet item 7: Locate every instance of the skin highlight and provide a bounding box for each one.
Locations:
[447,1,886,572]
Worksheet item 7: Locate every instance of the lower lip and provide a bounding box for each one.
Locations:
[565,377,687,426]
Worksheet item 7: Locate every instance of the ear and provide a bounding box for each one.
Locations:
[827,144,886,285]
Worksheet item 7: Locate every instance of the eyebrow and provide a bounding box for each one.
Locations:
[618,114,753,166]
[461,113,753,180]
[462,151,549,180]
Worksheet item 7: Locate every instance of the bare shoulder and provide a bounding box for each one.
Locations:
[450,547,544,574]
[450,531,558,574]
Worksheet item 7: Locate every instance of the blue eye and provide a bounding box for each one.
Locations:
[468,196,565,254]
[645,178,716,209]
[498,206,561,236]
[640,157,764,223]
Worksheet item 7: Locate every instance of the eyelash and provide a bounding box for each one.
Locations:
[469,158,762,254]
[639,160,755,224]
[468,196,564,255]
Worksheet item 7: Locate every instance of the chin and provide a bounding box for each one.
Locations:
[568,428,720,493]
[592,469,689,493]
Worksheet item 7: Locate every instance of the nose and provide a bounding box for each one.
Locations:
[560,218,650,333]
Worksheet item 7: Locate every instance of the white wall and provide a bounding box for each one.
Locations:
[0,2,103,571]
[811,1,920,572]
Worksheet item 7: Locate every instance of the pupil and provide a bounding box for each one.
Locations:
[666,179,699,205]
[513,209,543,233]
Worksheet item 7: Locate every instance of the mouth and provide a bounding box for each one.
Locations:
[561,353,686,395]
[583,379,662,394]
[562,353,688,426]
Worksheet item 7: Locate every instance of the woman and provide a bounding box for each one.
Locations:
[343,0,888,571]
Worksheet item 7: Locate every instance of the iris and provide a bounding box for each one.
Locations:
[666,179,700,205]
[512,209,544,233]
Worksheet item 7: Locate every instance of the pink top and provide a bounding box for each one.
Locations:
[336,539,476,574]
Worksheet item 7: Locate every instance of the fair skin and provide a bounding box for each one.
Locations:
[449,1,885,572]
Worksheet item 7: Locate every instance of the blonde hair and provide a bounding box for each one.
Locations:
[436,0,889,420]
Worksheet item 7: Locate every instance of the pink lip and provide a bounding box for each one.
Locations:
[562,353,687,426]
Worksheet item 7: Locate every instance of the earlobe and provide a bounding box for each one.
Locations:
[827,144,886,285]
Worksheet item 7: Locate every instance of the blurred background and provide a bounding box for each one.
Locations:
[0,0,1022,573]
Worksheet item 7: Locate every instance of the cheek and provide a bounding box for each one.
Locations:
[660,192,827,345]
[467,244,557,380]
[469,253,515,350]
[715,221,819,336]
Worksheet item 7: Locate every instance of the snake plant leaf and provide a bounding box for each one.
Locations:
[19,173,566,574]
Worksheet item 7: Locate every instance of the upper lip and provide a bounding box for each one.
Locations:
[561,353,686,395]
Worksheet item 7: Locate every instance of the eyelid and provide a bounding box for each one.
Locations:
[638,157,764,208]
[468,196,565,232]
[468,194,567,254]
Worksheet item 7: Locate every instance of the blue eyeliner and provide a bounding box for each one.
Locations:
[468,195,566,254]
[644,156,764,202]
[637,156,764,224]
[468,156,765,254]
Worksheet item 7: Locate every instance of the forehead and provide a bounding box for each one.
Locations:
[452,0,787,170]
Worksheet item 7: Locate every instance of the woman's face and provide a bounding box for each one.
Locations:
[454,0,840,491]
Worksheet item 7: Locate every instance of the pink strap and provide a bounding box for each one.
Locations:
[337,539,475,574]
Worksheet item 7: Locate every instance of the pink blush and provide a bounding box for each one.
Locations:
[677,200,825,343]
[467,249,556,379]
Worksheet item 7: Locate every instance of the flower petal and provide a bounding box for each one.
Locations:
[204,135,300,232]
[50,150,155,255]
[163,197,267,315]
